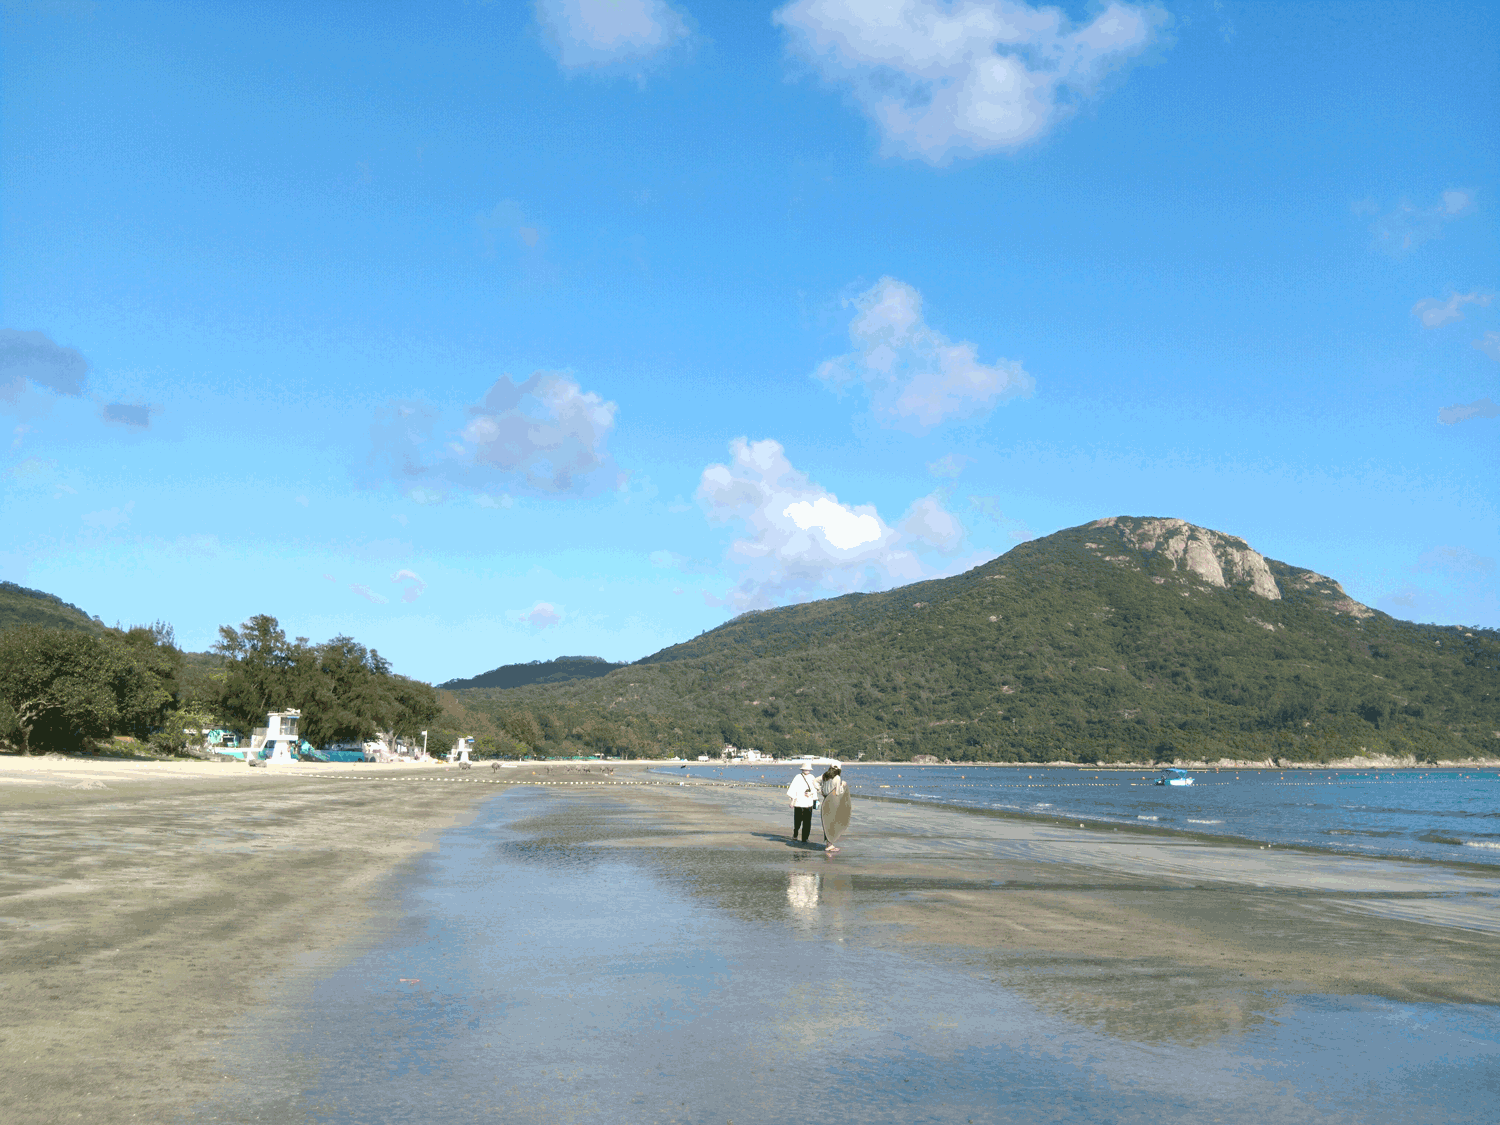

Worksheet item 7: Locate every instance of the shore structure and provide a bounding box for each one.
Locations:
[2,754,1497,1123]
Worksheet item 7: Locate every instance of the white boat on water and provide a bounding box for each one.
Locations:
[1156,768,1195,786]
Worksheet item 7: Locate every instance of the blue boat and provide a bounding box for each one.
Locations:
[1155,767,1196,787]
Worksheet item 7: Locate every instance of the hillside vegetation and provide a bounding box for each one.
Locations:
[0,581,104,634]
[454,517,1500,764]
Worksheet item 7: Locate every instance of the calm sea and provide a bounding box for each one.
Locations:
[656,763,1500,867]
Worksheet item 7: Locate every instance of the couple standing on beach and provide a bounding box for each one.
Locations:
[788,763,845,851]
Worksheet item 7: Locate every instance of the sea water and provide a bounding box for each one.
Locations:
[662,764,1500,867]
[195,787,1500,1124]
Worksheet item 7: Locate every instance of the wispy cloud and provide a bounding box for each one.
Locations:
[1411,291,1492,328]
[1437,396,1499,425]
[522,601,561,628]
[1378,544,1500,625]
[101,402,154,428]
[815,277,1033,431]
[697,436,975,610]
[81,501,134,531]
[476,198,548,255]
[775,0,1165,163]
[1416,546,1495,576]
[1475,332,1500,362]
[351,583,389,605]
[927,453,971,478]
[1362,188,1476,252]
[0,329,89,402]
[5,456,54,481]
[537,0,689,72]
[392,569,426,603]
[649,549,715,574]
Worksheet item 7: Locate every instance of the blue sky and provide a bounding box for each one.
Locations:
[3,0,1497,683]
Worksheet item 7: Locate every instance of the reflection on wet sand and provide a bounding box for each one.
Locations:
[194,779,1499,1124]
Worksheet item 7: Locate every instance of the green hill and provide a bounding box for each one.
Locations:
[0,581,104,634]
[452,517,1500,764]
[438,656,625,691]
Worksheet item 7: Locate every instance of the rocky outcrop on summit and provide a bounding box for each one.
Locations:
[1088,516,1282,600]
[1283,569,1375,619]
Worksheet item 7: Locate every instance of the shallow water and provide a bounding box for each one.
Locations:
[663,765,1500,866]
[195,788,1500,1124]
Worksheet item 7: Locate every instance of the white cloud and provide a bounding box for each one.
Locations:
[1411,291,1492,328]
[775,0,1164,163]
[783,497,882,549]
[351,584,388,605]
[1475,332,1500,362]
[462,372,619,493]
[537,0,688,71]
[815,276,1033,430]
[523,601,562,628]
[369,372,621,499]
[1365,188,1477,252]
[696,437,973,610]
[392,569,427,603]
[1438,396,1499,425]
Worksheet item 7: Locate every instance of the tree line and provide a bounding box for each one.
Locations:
[0,614,440,757]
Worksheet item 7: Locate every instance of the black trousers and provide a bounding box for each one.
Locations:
[792,806,813,841]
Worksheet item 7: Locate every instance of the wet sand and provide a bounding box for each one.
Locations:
[3,757,1498,1123]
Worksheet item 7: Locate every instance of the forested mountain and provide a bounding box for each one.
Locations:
[0,581,104,634]
[439,656,625,691]
[454,517,1500,764]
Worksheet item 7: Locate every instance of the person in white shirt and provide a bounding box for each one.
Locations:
[787,763,818,842]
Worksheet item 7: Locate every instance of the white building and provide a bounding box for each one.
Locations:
[249,710,301,764]
[724,745,771,762]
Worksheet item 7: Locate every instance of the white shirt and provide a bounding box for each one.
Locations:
[787,773,818,807]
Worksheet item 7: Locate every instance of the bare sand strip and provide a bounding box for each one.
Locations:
[0,757,500,1125]
[3,757,1498,1123]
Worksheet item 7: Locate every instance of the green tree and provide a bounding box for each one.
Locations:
[0,626,168,754]
[212,615,313,731]
[303,635,396,747]
[376,676,442,755]
[115,621,183,739]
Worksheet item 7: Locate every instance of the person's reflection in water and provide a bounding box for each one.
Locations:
[786,871,820,932]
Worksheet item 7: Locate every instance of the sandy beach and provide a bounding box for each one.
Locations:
[3,756,1498,1123]
[0,757,501,1124]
